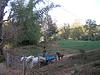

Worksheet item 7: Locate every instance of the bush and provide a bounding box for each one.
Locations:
[0,55,5,63]
[17,40,37,46]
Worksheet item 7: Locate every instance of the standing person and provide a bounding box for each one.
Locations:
[42,46,48,57]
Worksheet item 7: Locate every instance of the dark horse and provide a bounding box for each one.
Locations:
[56,52,64,60]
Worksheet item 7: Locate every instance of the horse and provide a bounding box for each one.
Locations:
[28,56,47,68]
[20,56,35,63]
[56,52,64,60]
[21,55,46,68]
[21,56,27,62]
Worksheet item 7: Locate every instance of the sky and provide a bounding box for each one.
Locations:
[4,0,100,28]
[48,0,100,27]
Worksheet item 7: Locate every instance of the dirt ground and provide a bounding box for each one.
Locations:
[0,42,100,75]
[0,63,23,75]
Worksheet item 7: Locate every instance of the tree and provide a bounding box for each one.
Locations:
[69,20,84,40]
[37,2,60,42]
[0,0,10,55]
[95,25,100,40]
[84,19,97,40]
[69,24,84,40]
[10,0,42,46]
[0,0,9,39]
[9,0,60,46]
[41,14,57,42]
[60,24,70,40]
[46,14,57,41]
[70,27,83,40]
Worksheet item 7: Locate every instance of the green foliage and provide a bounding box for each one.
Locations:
[83,19,97,41]
[41,14,57,42]
[86,19,96,27]
[46,15,57,40]
[70,27,83,40]
[60,24,70,40]
[10,0,42,45]
[0,55,5,63]
[0,0,10,59]
[57,19,99,41]
[9,0,60,46]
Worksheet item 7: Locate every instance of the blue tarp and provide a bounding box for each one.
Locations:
[45,55,57,62]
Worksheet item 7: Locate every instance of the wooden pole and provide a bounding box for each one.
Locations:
[38,55,40,69]
[6,52,11,67]
[48,62,51,75]
[23,57,26,75]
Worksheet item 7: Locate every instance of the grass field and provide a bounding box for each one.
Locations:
[58,40,100,50]
[38,40,100,54]
[5,40,100,57]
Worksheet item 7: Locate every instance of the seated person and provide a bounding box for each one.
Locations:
[42,46,57,64]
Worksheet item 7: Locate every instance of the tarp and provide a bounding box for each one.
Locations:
[45,55,57,62]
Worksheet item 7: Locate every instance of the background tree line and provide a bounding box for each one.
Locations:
[59,19,100,41]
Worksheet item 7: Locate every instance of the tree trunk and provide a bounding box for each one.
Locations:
[0,0,9,56]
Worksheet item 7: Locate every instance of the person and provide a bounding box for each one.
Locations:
[42,46,48,57]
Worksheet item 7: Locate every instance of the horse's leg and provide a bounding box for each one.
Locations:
[58,56,60,60]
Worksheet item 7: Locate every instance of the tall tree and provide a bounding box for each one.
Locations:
[46,14,57,41]
[9,0,60,46]
[0,0,9,55]
[10,0,42,46]
[41,14,57,42]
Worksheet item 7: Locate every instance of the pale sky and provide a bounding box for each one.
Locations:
[49,0,100,26]
[4,0,100,27]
